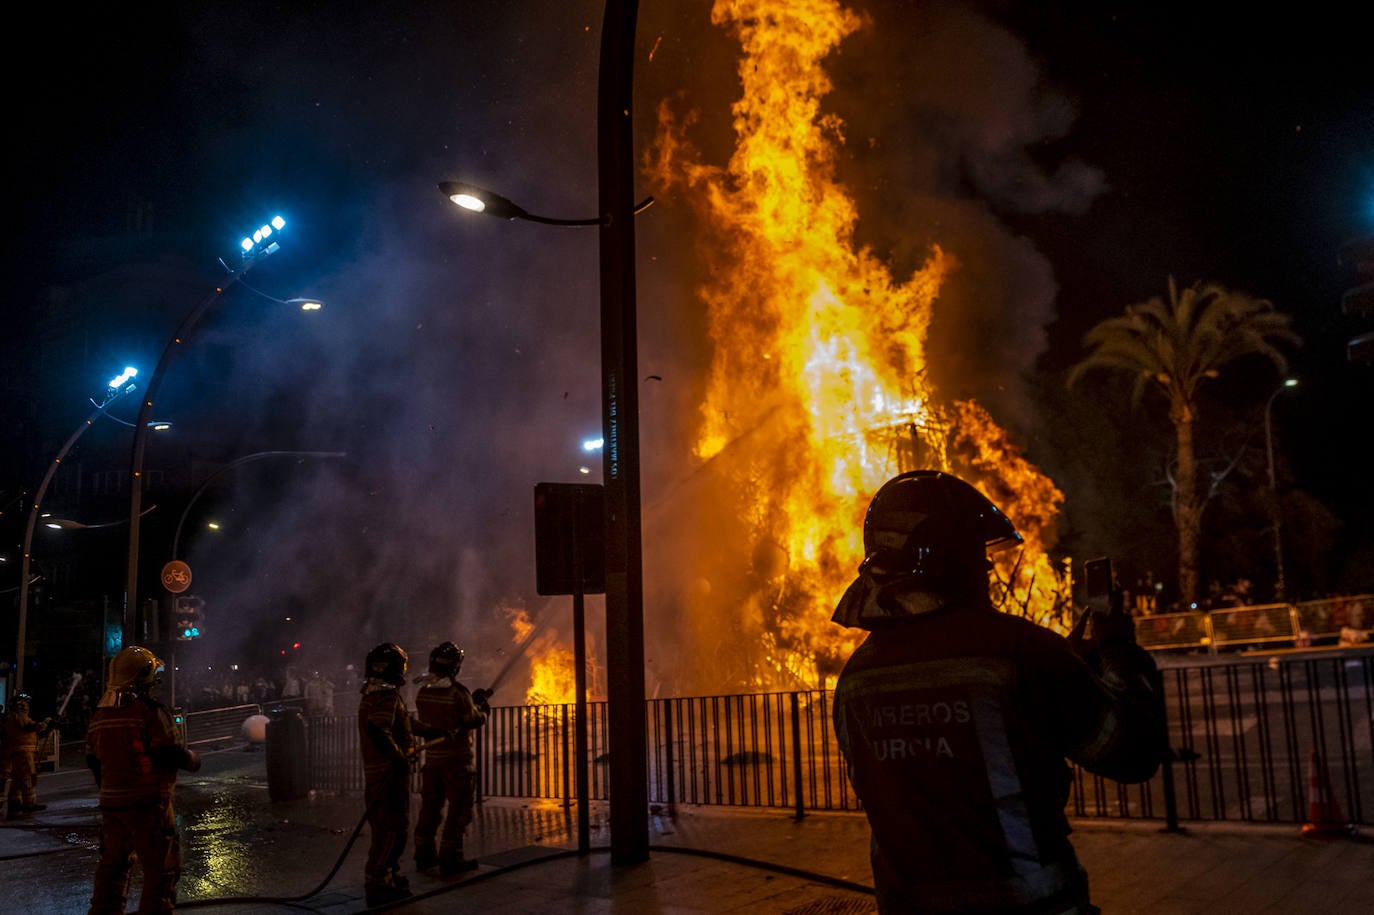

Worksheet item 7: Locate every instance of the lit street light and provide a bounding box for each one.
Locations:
[435,0,650,865]
[1264,377,1299,601]
[16,369,140,691]
[439,181,653,227]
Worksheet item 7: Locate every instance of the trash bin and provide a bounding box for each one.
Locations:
[265,706,310,802]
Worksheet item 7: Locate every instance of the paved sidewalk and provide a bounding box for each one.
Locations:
[4,745,1371,913]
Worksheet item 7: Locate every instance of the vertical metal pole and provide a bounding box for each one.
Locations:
[572,518,591,855]
[17,386,136,692]
[561,703,571,809]
[598,0,648,865]
[1264,384,1291,601]
[790,691,806,821]
[126,267,263,645]
[663,699,676,816]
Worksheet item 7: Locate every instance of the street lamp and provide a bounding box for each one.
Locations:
[1264,377,1299,601]
[16,369,140,691]
[435,0,649,865]
[171,450,348,560]
[124,215,306,644]
[40,505,158,531]
[439,181,653,227]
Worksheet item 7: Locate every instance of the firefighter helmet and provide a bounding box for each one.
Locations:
[107,645,165,692]
[863,470,1021,561]
[11,692,32,709]
[428,641,464,678]
[365,642,409,686]
[833,471,1023,629]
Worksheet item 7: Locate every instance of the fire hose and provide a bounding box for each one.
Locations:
[178,734,452,911]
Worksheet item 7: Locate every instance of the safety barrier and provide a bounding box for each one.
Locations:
[1135,595,1372,653]
[296,651,1372,827]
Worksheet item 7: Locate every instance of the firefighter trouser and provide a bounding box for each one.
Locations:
[88,801,181,915]
[415,762,475,864]
[364,771,410,885]
[5,750,37,809]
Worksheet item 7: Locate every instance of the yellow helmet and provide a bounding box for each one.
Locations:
[108,645,165,692]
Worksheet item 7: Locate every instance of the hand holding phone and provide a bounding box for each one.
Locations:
[1085,556,1114,614]
[1080,556,1136,646]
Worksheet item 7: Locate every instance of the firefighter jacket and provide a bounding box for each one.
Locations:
[833,596,1164,914]
[85,696,187,809]
[4,708,49,754]
[414,680,487,772]
[358,683,414,782]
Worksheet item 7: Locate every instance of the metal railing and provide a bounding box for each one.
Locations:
[292,652,1372,827]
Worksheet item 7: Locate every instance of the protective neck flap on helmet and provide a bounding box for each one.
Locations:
[831,566,986,628]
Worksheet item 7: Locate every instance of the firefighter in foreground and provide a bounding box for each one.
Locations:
[86,645,201,914]
[832,470,1166,914]
[358,642,416,906]
[5,692,54,817]
[413,641,491,876]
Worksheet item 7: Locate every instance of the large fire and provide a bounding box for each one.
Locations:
[640,0,1071,691]
[513,0,1072,703]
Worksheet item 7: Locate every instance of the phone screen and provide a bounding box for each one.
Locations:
[1085,557,1113,611]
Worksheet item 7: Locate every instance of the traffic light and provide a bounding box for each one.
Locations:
[175,595,205,639]
[1338,234,1374,363]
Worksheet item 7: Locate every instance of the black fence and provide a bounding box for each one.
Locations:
[290,651,1373,827]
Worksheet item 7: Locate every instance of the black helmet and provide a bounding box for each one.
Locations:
[11,692,32,708]
[365,642,409,686]
[429,641,464,677]
[833,471,1022,628]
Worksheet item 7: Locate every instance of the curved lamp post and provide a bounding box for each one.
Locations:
[1264,377,1299,601]
[124,216,317,644]
[171,450,348,561]
[436,0,649,864]
[16,369,139,691]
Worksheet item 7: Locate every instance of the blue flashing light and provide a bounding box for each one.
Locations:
[582,437,604,452]
[271,215,285,230]
[108,366,139,389]
[241,237,254,253]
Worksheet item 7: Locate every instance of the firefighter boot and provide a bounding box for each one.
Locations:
[415,841,440,872]
[440,847,479,878]
[365,870,412,907]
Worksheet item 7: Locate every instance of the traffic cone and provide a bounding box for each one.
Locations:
[1302,747,1355,837]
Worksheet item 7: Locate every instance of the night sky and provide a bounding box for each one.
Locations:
[8,1,1372,685]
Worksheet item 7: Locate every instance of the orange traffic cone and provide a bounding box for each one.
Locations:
[1302,747,1354,837]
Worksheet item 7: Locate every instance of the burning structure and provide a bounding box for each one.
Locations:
[510,0,1075,704]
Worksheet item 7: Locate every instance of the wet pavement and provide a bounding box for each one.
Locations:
[5,741,1373,913]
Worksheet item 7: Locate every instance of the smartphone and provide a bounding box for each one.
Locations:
[1084,556,1113,613]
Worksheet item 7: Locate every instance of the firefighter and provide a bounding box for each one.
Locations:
[358,642,415,906]
[831,470,1166,914]
[86,645,201,914]
[413,641,491,877]
[5,692,54,818]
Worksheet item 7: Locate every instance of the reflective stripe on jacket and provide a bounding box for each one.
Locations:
[834,602,1163,913]
[85,698,182,808]
[415,681,486,770]
[358,687,413,781]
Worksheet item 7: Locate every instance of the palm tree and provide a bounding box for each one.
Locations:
[1069,277,1299,605]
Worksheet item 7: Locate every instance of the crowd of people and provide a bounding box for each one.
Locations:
[185,667,349,717]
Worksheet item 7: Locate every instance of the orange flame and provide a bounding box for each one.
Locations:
[646,0,1070,690]
[503,604,580,706]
